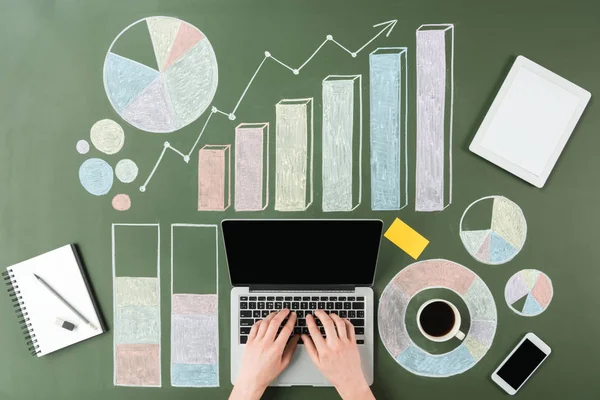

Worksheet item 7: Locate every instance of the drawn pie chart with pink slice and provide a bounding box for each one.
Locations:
[459,196,527,265]
[103,16,218,133]
[504,269,553,316]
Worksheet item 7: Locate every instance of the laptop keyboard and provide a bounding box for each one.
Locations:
[238,295,366,345]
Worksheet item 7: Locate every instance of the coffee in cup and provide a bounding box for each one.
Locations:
[417,299,465,342]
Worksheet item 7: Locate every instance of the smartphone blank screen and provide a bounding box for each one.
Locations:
[497,339,548,390]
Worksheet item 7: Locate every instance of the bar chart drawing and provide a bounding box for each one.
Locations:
[112,223,161,387]
[198,145,231,211]
[370,47,408,211]
[415,24,454,212]
[275,98,314,211]
[171,224,219,387]
[322,75,363,212]
[235,123,270,211]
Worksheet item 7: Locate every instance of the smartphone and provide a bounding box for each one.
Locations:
[491,333,551,395]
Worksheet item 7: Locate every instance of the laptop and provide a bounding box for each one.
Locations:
[222,219,383,386]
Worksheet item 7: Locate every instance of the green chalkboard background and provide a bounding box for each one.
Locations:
[1,0,599,399]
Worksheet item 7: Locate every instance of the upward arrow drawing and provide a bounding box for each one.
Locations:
[140,19,399,192]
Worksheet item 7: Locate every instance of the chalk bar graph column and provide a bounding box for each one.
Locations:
[235,123,269,211]
[416,25,454,212]
[275,98,314,211]
[198,145,231,211]
[112,223,161,387]
[171,224,219,387]
[322,75,362,212]
[369,47,408,211]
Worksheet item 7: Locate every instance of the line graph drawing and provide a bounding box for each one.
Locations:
[138,19,398,192]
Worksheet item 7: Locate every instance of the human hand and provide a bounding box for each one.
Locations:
[229,309,300,400]
[302,311,375,400]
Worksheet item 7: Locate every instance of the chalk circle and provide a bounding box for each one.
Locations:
[79,158,113,196]
[90,119,125,155]
[459,195,527,265]
[112,194,131,211]
[76,139,90,154]
[103,16,218,133]
[505,269,553,317]
[115,159,139,183]
[378,259,497,377]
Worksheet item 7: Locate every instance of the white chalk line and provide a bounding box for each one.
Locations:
[139,19,398,192]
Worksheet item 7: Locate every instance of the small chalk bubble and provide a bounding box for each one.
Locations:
[228,113,236,121]
[293,69,299,75]
[211,106,217,113]
[326,35,333,40]
[79,158,113,196]
[76,140,90,154]
[164,141,170,148]
[139,186,146,192]
[264,51,271,57]
[112,194,131,211]
[90,119,124,155]
[115,159,139,183]
[351,52,357,58]
[183,155,190,163]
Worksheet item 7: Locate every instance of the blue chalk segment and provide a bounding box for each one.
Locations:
[104,52,160,112]
[490,231,517,263]
[396,344,476,377]
[172,363,219,387]
[79,158,113,196]
[370,48,407,210]
[522,293,544,315]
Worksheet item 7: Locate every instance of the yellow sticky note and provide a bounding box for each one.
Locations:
[384,218,429,259]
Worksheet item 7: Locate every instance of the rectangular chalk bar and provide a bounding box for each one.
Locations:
[384,218,429,259]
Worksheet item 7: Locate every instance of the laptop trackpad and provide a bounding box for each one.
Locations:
[275,346,328,386]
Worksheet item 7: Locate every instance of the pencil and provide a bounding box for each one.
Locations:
[33,274,98,331]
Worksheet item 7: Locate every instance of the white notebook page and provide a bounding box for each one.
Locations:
[7,245,102,356]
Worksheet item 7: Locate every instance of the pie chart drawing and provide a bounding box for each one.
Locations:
[505,269,553,317]
[459,196,527,265]
[103,16,218,133]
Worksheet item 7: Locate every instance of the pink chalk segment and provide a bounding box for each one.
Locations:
[505,269,553,316]
[163,22,205,70]
[115,344,160,387]
[474,232,491,262]
[379,259,497,377]
[393,259,477,297]
[234,123,269,211]
[172,294,218,315]
[198,145,231,211]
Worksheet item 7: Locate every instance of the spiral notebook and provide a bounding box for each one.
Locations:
[3,244,106,356]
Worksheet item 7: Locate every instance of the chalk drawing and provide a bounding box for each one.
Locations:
[76,139,90,154]
[171,224,219,387]
[115,159,139,183]
[235,123,269,211]
[378,259,497,377]
[370,47,408,210]
[322,75,362,212]
[415,24,454,212]
[104,17,218,133]
[275,98,314,211]
[505,269,553,317]
[198,145,231,211]
[112,194,131,211]
[112,224,161,387]
[460,196,527,265]
[90,119,125,155]
[79,158,114,196]
[137,19,398,192]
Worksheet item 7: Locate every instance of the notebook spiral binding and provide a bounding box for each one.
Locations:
[2,270,40,356]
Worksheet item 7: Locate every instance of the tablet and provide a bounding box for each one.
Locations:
[470,56,591,188]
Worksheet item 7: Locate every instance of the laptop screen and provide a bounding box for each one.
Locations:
[222,219,383,287]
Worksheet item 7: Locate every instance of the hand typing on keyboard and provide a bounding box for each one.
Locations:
[230,309,375,400]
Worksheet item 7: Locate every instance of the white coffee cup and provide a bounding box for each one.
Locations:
[417,299,465,342]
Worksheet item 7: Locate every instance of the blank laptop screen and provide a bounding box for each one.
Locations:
[222,220,383,287]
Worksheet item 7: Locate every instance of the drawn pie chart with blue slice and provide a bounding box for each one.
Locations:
[459,196,527,265]
[103,16,218,133]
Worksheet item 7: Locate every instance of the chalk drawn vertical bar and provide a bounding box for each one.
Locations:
[198,145,231,211]
[416,25,454,211]
[171,224,219,387]
[322,75,362,212]
[369,47,408,210]
[234,123,269,211]
[275,98,314,211]
[112,223,161,387]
